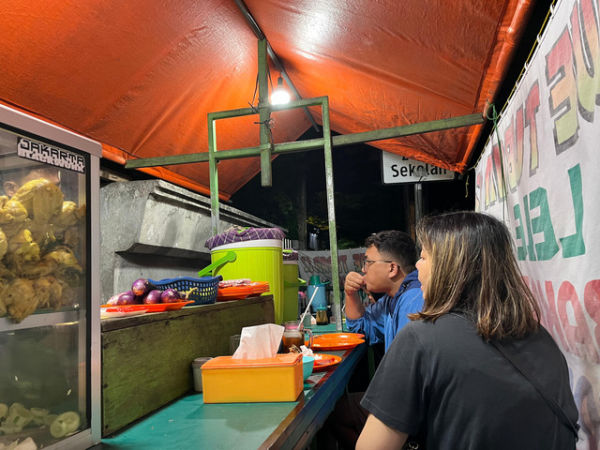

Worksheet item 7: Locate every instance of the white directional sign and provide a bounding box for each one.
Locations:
[381,151,455,184]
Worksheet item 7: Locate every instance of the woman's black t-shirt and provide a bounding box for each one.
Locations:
[361,314,578,450]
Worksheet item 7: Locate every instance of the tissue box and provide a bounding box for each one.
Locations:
[201,353,303,403]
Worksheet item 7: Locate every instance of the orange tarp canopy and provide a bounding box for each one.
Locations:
[0,0,534,200]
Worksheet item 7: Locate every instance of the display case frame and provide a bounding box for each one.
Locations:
[0,103,102,448]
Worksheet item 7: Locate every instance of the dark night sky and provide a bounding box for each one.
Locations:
[229,128,475,248]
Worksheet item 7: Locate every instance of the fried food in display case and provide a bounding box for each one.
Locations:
[0,176,85,323]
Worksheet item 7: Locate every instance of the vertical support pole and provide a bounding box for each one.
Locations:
[297,165,307,250]
[258,38,272,187]
[414,183,423,226]
[321,97,342,330]
[208,115,220,236]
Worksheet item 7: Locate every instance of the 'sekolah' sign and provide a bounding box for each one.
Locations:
[475,0,600,446]
[381,152,455,184]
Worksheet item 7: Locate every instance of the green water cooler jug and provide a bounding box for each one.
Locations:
[211,239,284,323]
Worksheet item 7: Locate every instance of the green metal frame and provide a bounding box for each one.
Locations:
[204,41,343,327]
[125,38,485,328]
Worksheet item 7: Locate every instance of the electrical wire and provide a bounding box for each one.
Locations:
[248,69,274,147]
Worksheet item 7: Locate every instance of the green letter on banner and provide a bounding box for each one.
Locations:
[529,188,559,260]
[514,204,528,261]
[559,164,585,257]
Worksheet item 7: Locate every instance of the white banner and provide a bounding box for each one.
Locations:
[475,0,600,446]
[297,248,366,287]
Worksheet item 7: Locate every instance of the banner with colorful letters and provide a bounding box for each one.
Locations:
[475,0,600,445]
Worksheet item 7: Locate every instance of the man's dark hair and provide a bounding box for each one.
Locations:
[364,230,417,275]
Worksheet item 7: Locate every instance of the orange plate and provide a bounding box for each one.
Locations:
[101,301,194,313]
[321,332,365,340]
[311,333,365,351]
[313,353,342,371]
[216,285,254,301]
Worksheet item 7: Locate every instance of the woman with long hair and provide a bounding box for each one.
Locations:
[356,211,578,449]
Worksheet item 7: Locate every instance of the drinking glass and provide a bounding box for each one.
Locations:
[282,321,313,352]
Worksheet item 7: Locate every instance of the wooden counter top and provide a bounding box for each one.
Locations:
[101,295,275,436]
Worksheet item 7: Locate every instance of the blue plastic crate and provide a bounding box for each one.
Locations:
[148,275,222,305]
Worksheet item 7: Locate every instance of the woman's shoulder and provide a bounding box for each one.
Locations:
[399,313,476,343]
[406,312,471,330]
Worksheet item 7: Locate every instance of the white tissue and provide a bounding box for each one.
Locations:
[232,323,284,359]
[300,345,313,356]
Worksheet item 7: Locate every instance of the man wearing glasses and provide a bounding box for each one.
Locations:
[344,230,423,352]
[321,230,423,449]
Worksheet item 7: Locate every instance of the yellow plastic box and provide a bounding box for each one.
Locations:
[201,353,303,403]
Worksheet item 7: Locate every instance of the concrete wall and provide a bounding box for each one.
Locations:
[100,180,281,302]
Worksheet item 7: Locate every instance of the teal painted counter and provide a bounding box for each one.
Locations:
[100,394,298,449]
[101,342,365,450]
[304,322,349,334]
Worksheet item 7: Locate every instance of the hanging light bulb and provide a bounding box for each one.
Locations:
[270,76,291,105]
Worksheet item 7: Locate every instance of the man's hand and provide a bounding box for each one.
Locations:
[344,271,366,319]
[344,271,366,296]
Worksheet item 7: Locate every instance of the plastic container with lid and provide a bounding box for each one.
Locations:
[201,353,303,403]
[209,234,284,323]
[307,275,329,313]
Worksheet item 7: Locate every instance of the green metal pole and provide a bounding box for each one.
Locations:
[125,113,483,169]
[207,114,220,236]
[321,97,342,330]
[258,38,272,187]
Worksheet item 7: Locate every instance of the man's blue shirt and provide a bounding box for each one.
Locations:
[346,270,423,352]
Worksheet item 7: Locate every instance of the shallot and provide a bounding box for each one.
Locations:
[160,288,181,303]
[131,278,150,297]
[143,289,163,304]
[116,291,137,305]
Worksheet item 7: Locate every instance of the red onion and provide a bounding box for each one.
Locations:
[143,289,163,304]
[107,293,120,305]
[160,288,181,303]
[131,278,150,297]
[116,291,137,305]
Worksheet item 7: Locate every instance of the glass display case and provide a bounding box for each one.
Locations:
[0,104,101,449]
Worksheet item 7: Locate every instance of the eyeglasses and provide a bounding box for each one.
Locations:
[362,259,393,270]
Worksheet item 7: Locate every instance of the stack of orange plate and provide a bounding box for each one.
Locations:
[216,281,270,301]
[249,281,270,295]
[216,285,254,301]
